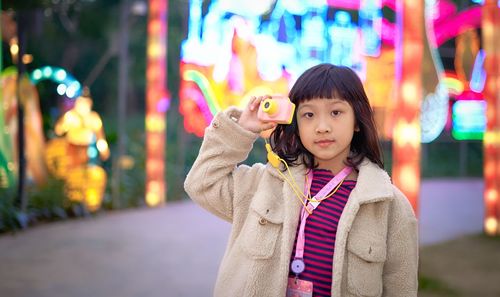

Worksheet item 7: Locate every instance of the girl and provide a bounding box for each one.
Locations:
[184,63,418,297]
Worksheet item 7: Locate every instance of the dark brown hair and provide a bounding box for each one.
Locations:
[270,63,384,170]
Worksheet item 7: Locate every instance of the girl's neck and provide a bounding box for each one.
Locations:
[315,159,358,181]
[315,159,347,175]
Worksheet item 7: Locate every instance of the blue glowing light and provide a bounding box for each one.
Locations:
[452,100,486,140]
[359,0,382,57]
[180,0,386,82]
[469,50,486,93]
[30,66,82,99]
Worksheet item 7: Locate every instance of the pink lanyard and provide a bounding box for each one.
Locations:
[290,167,352,275]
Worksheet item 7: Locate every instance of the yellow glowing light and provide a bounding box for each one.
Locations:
[399,165,419,196]
[75,96,92,114]
[146,191,161,206]
[7,162,14,171]
[86,189,100,212]
[483,130,500,146]
[483,22,494,40]
[395,120,420,147]
[486,189,498,203]
[148,181,160,192]
[65,112,80,128]
[401,82,419,107]
[22,54,33,64]
[10,44,19,56]
[64,165,107,211]
[96,139,108,152]
[485,217,498,236]
[147,43,164,58]
[146,114,166,132]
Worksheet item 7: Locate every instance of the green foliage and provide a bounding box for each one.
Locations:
[0,186,20,232]
[419,274,460,296]
[115,130,146,208]
[27,177,69,220]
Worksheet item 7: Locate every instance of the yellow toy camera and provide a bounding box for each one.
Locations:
[257,97,296,124]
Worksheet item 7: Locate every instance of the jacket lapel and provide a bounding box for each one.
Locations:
[331,159,394,296]
[265,162,305,282]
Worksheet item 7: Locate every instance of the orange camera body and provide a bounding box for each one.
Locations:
[257,97,296,124]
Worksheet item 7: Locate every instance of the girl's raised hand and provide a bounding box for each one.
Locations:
[238,95,277,133]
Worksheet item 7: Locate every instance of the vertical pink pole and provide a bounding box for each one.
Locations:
[392,0,424,215]
[482,0,500,236]
[146,0,168,206]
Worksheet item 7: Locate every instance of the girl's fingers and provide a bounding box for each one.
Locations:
[247,96,255,110]
[261,122,277,131]
[249,96,259,111]
[249,95,271,111]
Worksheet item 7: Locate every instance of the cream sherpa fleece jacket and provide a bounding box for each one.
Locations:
[184,108,418,297]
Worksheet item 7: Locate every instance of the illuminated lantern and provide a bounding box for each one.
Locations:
[482,0,500,236]
[1,67,48,186]
[47,93,110,212]
[392,0,423,215]
[65,165,107,212]
[145,0,168,206]
[45,138,71,179]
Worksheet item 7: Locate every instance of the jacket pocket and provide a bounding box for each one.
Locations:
[238,204,283,259]
[346,231,387,297]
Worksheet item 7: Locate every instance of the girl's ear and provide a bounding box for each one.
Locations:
[354,123,360,132]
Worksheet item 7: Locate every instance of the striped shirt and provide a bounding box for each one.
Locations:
[289,168,356,297]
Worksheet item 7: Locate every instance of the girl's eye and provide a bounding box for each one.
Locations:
[331,110,341,116]
[302,112,314,118]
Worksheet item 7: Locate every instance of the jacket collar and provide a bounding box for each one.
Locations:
[351,159,393,204]
[265,158,393,205]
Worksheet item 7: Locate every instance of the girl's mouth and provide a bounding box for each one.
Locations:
[315,139,335,147]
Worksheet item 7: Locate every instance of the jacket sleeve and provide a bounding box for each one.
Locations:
[383,187,419,297]
[184,107,262,223]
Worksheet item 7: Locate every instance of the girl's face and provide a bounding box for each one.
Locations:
[296,97,358,172]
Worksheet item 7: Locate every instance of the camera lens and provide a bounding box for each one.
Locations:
[264,102,270,109]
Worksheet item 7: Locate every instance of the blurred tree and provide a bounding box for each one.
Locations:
[2,0,196,204]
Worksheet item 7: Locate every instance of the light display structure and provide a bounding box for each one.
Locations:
[482,0,500,236]
[423,0,497,235]
[1,67,47,187]
[391,0,423,215]
[179,0,397,138]
[145,0,168,207]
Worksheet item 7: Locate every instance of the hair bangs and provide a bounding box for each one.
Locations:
[290,65,344,104]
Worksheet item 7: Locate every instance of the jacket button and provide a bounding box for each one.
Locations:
[259,217,267,225]
[212,121,219,128]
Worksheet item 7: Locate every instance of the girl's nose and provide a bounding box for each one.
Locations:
[315,120,331,133]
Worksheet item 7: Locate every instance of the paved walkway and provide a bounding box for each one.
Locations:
[0,178,484,297]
